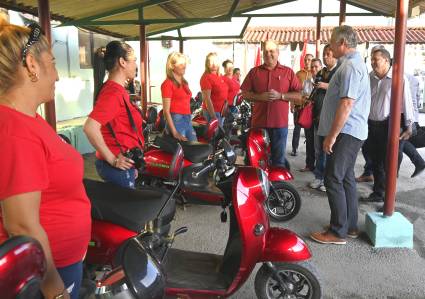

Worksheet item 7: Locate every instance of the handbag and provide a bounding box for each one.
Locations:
[410,125,425,148]
[297,101,313,129]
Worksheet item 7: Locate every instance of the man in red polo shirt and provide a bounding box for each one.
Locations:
[241,40,302,169]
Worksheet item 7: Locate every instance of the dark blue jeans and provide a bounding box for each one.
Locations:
[58,261,83,299]
[267,127,289,169]
[324,133,363,238]
[203,110,223,126]
[95,159,136,188]
[166,113,197,141]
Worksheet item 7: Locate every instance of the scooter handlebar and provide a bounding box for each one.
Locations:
[192,160,215,178]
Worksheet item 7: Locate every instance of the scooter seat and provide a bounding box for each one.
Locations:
[84,179,175,232]
[180,142,212,163]
[154,136,213,163]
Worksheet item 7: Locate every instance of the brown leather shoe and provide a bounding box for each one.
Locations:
[323,225,360,239]
[355,175,374,183]
[310,230,346,245]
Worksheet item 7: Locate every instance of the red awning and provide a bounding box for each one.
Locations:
[243,26,425,44]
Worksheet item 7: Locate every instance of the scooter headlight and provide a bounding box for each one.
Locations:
[257,168,270,200]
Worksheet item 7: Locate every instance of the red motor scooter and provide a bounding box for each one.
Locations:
[0,236,46,299]
[83,140,184,270]
[95,140,322,299]
[191,100,302,222]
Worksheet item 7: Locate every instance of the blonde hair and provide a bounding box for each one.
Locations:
[0,15,50,94]
[165,51,188,86]
[204,52,220,73]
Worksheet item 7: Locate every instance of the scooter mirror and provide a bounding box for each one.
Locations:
[220,139,236,165]
[0,236,46,299]
[122,239,165,299]
[146,106,158,125]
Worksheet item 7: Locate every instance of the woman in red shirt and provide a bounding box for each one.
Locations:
[200,52,229,124]
[84,41,143,189]
[222,59,240,108]
[0,19,91,299]
[161,52,196,141]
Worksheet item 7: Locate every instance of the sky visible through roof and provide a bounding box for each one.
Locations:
[159,0,425,38]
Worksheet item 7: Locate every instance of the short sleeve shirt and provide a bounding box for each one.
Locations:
[89,80,144,160]
[0,106,91,267]
[161,78,192,115]
[317,51,371,140]
[200,73,229,112]
[241,63,302,128]
[223,75,240,106]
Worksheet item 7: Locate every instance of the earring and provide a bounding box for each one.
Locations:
[29,72,39,82]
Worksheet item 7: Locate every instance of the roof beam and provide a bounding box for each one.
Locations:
[147,35,241,41]
[238,17,251,38]
[236,12,380,17]
[59,0,171,27]
[75,16,230,26]
[227,0,240,17]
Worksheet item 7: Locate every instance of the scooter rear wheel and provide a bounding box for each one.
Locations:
[255,261,321,299]
[266,181,301,222]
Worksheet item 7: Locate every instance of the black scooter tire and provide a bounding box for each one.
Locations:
[254,261,322,299]
[266,181,301,222]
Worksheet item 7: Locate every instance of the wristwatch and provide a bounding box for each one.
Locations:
[281,93,286,101]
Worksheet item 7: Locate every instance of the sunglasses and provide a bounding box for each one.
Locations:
[21,23,43,66]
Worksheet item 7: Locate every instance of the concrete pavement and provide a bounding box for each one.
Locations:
[83,129,425,298]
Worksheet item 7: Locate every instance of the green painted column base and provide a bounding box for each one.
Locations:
[365,212,413,248]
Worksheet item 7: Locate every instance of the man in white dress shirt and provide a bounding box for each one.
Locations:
[361,48,414,203]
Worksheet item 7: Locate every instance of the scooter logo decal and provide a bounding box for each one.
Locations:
[148,162,170,169]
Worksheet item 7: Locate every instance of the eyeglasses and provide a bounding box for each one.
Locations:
[21,23,43,66]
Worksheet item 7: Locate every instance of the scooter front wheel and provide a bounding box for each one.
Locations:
[255,261,321,299]
[266,181,301,222]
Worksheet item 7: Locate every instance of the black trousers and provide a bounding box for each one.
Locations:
[364,120,406,197]
[400,123,425,169]
[324,133,363,238]
[305,126,315,169]
[292,111,301,152]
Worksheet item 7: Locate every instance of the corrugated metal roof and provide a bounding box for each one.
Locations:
[0,0,424,39]
[0,0,295,38]
[243,26,425,44]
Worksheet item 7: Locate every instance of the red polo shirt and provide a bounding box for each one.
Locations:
[89,80,144,160]
[161,78,192,115]
[223,75,240,106]
[241,63,301,128]
[200,72,229,112]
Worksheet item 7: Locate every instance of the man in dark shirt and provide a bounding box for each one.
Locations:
[309,44,338,192]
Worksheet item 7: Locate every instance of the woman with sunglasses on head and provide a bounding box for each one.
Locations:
[161,52,196,142]
[84,41,144,189]
[200,52,229,125]
[0,18,90,299]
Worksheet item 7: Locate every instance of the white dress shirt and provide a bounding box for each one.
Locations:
[369,68,414,127]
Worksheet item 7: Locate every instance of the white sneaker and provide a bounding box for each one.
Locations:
[319,184,326,192]
[309,179,322,189]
